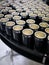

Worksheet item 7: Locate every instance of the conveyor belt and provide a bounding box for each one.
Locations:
[0,30,44,64]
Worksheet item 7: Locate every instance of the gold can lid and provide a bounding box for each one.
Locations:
[22,29,33,35]
[47,36,49,40]
[42,17,49,21]
[29,13,37,17]
[46,14,49,17]
[45,28,49,34]
[16,8,23,12]
[37,8,42,12]
[13,16,21,20]
[29,12,33,16]
[29,24,39,30]
[39,22,49,28]
[35,31,46,39]
[0,14,4,18]
[5,14,13,18]
[26,19,35,24]
[0,18,9,22]
[41,10,48,14]
[9,10,16,13]
[5,7,12,10]
[1,9,8,12]
[13,25,23,31]
[45,8,49,12]
[16,20,25,25]
[34,10,41,14]
[38,13,45,17]
[6,21,15,26]
[12,12,19,16]
[20,12,28,17]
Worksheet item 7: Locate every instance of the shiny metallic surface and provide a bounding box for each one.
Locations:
[0,39,43,65]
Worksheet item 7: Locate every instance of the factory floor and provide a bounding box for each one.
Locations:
[0,39,43,65]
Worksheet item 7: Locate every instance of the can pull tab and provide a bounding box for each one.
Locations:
[42,54,47,64]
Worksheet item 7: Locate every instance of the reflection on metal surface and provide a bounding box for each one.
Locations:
[0,39,43,65]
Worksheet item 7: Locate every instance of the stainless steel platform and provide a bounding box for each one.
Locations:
[0,39,43,65]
